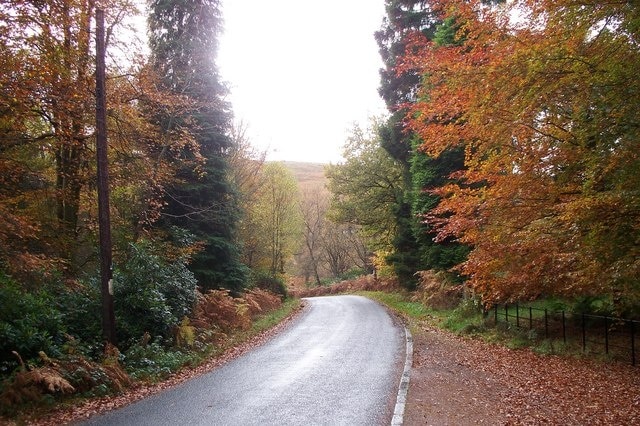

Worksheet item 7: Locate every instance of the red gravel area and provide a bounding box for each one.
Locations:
[404,323,640,425]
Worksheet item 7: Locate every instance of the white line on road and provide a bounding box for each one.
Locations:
[391,326,413,426]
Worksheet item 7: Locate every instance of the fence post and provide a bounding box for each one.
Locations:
[516,304,520,328]
[562,310,566,343]
[604,316,609,355]
[544,308,549,338]
[631,321,636,366]
[529,307,533,329]
[582,313,587,352]
[505,304,509,323]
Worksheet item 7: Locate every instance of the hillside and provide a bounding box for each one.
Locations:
[278,161,328,190]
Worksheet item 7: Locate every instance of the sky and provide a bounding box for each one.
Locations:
[218,0,388,164]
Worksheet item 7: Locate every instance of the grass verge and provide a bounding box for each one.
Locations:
[360,291,584,358]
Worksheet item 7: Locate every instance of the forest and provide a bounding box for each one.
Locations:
[0,0,639,417]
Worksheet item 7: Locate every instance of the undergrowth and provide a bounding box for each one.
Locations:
[363,289,632,364]
[0,291,300,421]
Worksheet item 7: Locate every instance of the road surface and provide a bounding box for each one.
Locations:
[81,295,405,426]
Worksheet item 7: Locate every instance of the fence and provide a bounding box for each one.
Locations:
[490,304,640,366]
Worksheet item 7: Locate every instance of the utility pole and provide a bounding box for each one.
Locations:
[95,8,116,345]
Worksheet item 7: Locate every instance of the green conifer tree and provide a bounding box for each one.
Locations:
[376,1,467,287]
[148,0,247,292]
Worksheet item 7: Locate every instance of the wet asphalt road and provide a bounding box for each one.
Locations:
[81,295,405,426]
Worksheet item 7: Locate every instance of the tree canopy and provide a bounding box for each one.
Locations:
[326,120,404,251]
[400,0,640,310]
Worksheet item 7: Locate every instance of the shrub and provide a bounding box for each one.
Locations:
[413,270,463,310]
[570,296,614,316]
[0,350,131,413]
[112,241,198,346]
[250,271,287,299]
[190,289,244,333]
[54,282,103,358]
[371,250,396,280]
[337,268,367,282]
[189,287,284,339]
[243,289,282,318]
[0,273,67,373]
[122,340,195,382]
[289,275,398,298]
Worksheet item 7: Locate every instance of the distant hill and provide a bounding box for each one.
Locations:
[278,161,328,190]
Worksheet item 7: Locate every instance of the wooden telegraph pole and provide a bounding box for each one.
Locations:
[95,8,116,344]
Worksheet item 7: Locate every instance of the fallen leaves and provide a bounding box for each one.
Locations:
[405,324,640,425]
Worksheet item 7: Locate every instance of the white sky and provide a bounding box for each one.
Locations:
[218,0,388,164]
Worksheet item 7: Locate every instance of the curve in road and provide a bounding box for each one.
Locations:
[81,295,405,426]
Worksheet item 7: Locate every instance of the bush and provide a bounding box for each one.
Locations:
[337,268,366,282]
[112,241,198,346]
[570,296,614,316]
[243,289,283,318]
[190,289,247,333]
[413,270,463,310]
[0,273,67,373]
[122,340,195,382]
[250,271,287,299]
[55,283,103,358]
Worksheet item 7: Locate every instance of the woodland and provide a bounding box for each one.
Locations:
[0,0,639,419]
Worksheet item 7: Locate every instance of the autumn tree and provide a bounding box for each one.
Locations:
[320,224,365,278]
[147,0,247,292]
[0,0,212,362]
[245,163,302,276]
[326,120,403,264]
[297,183,373,284]
[403,0,640,312]
[375,0,469,287]
[298,186,329,285]
[0,1,145,279]
[227,121,268,268]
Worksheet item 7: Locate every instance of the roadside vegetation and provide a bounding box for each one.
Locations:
[294,273,638,366]
[0,285,299,423]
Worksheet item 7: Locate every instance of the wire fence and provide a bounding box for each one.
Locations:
[490,304,640,366]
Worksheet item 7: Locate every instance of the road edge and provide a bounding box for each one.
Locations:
[32,300,308,426]
[391,326,413,426]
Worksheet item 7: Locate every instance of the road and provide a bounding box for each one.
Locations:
[81,295,406,426]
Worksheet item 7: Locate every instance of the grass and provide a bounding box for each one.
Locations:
[361,291,488,335]
[360,290,626,362]
[360,291,432,319]
[491,299,570,322]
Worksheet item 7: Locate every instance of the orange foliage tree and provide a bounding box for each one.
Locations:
[0,1,200,280]
[401,0,640,310]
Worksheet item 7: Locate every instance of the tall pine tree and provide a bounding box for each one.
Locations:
[376,1,467,287]
[148,0,247,292]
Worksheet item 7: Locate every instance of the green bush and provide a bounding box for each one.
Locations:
[123,340,195,382]
[0,273,66,373]
[113,241,198,346]
[570,296,614,316]
[250,271,287,299]
[55,283,103,358]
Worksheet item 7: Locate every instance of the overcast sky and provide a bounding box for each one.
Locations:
[218,0,388,164]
